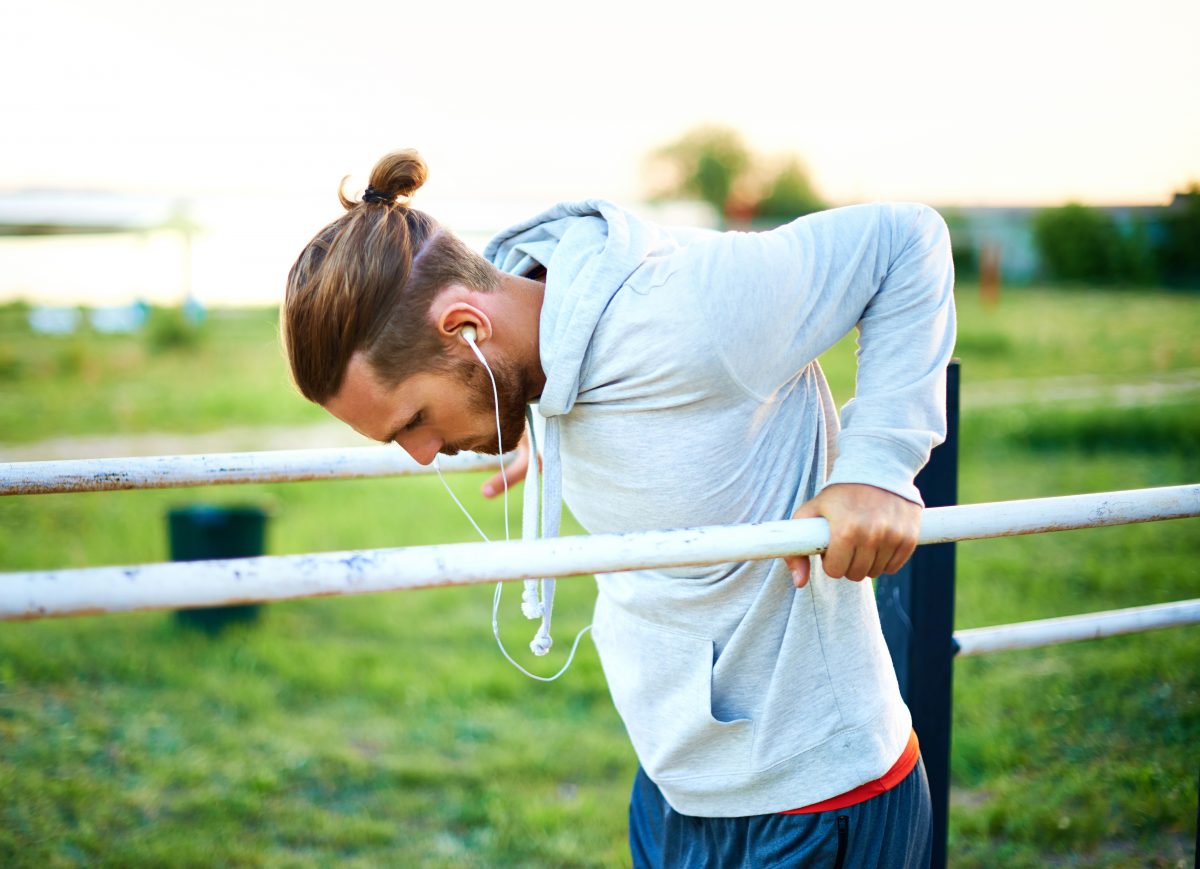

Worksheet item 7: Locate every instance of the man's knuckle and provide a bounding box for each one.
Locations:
[840,523,866,542]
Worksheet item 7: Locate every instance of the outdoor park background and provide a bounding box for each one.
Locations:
[2,0,1199,866]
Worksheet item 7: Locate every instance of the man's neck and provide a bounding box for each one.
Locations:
[496,270,547,400]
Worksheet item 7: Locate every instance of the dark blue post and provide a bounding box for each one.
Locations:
[875,359,960,869]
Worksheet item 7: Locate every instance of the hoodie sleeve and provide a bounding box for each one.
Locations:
[693,202,956,505]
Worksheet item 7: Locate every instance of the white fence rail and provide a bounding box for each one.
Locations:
[955,598,1200,656]
[2,484,1197,623]
[0,448,503,495]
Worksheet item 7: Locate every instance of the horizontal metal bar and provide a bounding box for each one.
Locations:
[1,485,1196,622]
[0,448,504,495]
[955,599,1200,656]
[916,484,1200,544]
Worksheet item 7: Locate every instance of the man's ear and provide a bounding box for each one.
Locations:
[436,300,492,344]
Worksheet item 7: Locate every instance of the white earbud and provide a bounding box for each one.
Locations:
[433,318,588,681]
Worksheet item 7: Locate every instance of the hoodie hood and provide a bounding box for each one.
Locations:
[483,200,671,661]
[485,199,674,418]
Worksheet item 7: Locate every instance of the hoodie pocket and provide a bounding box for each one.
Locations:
[593,597,753,782]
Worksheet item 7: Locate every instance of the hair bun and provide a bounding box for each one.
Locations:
[368,149,429,200]
[338,149,428,209]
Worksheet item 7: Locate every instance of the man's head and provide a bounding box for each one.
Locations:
[282,149,499,406]
[322,349,533,464]
[282,150,535,462]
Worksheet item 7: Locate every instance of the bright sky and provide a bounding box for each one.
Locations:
[2,0,1198,306]
[3,0,1198,207]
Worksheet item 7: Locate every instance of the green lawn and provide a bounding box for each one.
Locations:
[1,285,1198,866]
[0,304,328,445]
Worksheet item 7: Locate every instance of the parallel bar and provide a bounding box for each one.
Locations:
[918,485,1199,543]
[0,448,504,495]
[954,599,1200,656]
[1,485,1196,622]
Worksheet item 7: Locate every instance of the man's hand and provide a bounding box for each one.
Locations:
[481,431,533,498]
[785,483,922,588]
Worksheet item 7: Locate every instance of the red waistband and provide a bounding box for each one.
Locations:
[778,729,920,815]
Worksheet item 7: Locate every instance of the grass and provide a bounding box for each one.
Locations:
[1,477,619,867]
[1,284,1198,866]
[949,444,1198,868]
[0,304,327,445]
[816,283,1200,393]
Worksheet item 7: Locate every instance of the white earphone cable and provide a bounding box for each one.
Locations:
[430,329,588,682]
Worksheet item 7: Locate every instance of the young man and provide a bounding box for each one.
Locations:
[283,149,955,866]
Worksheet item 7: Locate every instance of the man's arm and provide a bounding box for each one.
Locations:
[695,203,956,583]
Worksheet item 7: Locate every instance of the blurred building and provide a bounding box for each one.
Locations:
[0,190,195,306]
[0,189,179,237]
[939,199,1186,285]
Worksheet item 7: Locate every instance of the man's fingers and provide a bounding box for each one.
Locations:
[482,448,529,498]
[785,555,811,588]
[821,542,851,580]
[795,537,913,585]
[844,547,878,583]
[867,546,899,582]
[883,540,919,577]
[481,470,505,498]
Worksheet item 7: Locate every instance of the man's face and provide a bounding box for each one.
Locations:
[325,351,529,465]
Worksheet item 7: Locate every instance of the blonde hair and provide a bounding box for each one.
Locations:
[282,149,497,404]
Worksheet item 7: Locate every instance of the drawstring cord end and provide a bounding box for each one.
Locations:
[529,625,553,656]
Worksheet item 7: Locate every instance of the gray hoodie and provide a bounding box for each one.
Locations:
[485,200,956,817]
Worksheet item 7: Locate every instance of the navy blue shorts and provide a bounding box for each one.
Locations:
[629,758,932,868]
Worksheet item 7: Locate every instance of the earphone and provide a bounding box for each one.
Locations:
[433,315,590,680]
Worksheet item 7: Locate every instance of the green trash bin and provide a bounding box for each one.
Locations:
[168,505,267,633]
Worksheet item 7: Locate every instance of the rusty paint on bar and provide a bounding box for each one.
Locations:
[1,484,1197,622]
[0,448,506,495]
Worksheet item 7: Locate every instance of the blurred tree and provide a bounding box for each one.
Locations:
[1034,204,1113,282]
[1033,203,1153,285]
[649,126,753,218]
[755,158,827,223]
[1157,183,1200,288]
[647,126,829,227]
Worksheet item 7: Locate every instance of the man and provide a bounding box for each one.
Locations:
[283,149,956,866]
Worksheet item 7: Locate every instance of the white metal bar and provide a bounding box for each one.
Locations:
[0,448,504,495]
[916,485,1200,544]
[1,485,1196,622]
[955,599,1200,656]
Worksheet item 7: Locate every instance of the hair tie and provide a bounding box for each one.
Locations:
[362,186,392,205]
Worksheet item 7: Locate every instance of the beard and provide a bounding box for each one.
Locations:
[441,353,531,456]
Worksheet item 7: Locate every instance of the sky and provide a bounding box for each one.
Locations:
[4,0,1199,205]
[1,0,1198,304]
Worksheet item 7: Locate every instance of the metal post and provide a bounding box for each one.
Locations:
[875,359,959,869]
